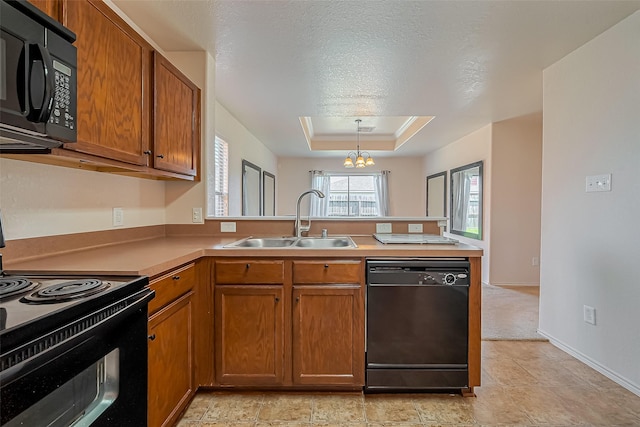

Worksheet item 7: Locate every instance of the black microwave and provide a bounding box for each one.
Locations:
[0,0,77,153]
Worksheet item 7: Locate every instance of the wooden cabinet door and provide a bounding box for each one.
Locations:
[29,0,59,20]
[292,285,364,386]
[153,52,200,176]
[215,285,285,385]
[63,0,151,165]
[148,292,194,427]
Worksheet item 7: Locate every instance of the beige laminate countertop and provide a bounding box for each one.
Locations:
[5,235,483,278]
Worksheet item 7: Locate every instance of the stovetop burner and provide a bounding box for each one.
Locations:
[21,279,110,304]
[0,276,40,300]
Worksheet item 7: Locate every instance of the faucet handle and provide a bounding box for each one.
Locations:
[321,229,328,238]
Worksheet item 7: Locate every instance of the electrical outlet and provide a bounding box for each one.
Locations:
[192,207,203,224]
[532,257,540,266]
[220,222,236,232]
[408,224,423,233]
[586,174,612,192]
[583,305,596,325]
[376,223,392,233]
[112,207,123,227]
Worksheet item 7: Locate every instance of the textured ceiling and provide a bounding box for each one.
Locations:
[112,0,640,158]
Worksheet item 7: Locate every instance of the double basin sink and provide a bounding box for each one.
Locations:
[224,236,357,249]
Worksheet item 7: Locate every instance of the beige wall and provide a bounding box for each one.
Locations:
[423,125,492,284]
[540,11,640,394]
[0,158,166,239]
[276,156,426,217]
[214,101,278,217]
[490,113,542,285]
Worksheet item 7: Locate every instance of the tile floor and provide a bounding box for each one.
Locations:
[177,341,640,426]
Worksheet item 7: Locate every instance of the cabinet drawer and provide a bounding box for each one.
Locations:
[149,263,196,315]
[292,260,362,284]
[215,260,284,284]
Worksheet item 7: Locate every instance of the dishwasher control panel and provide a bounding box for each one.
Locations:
[367,259,470,286]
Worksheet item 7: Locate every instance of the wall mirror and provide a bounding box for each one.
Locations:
[263,171,275,216]
[426,171,447,218]
[450,161,483,239]
[242,160,262,216]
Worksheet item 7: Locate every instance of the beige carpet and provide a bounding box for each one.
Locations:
[482,284,547,341]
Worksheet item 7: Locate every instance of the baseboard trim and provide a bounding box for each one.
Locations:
[537,329,640,397]
[488,282,540,287]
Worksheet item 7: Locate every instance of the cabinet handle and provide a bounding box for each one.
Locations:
[275,297,280,302]
[148,334,156,341]
[295,296,300,302]
[172,275,180,281]
[143,150,152,155]
[324,264,329,268]
[246,263,250,269]
[156,154,165,159]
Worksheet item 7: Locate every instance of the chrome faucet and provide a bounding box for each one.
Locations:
[295,189,325,237]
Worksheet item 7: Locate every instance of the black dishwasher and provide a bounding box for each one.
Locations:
[365,258,470,391]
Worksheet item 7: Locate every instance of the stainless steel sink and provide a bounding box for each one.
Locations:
[224,237,297,248]
[224,236,357,249]
[293,237,357,248]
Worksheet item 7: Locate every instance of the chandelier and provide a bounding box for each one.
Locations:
[344,119,374,168]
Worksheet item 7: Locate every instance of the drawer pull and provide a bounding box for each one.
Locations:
[324,264,329,268]
[172,275,180,281]
[148,334,156,341]
[156,154,165,159]
[143,150,152,155]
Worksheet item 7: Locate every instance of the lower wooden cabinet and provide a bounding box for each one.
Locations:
[292,285,364,385]
[148,263,196,427]
[213,258,364,389]
[148,292,194,427]
[214,285,285,385]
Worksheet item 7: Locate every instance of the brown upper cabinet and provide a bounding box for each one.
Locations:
[17,0,202,180]
[29,0,60,20]
[153,53,200,177]
[62,0,153,166]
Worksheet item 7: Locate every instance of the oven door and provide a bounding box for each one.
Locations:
[0,289,153,427]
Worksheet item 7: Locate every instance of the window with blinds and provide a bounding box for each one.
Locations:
[213,136,229,216]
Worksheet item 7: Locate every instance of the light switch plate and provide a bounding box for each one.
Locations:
[586,174,611,192]
[220,222,236,232]
[583,305,596,325]
[376,223,392,233]
[408,224,423,233]
[112,207,123,227]
[192,207,203,224]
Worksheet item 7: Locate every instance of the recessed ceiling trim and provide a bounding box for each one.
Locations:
[300,115,436,152]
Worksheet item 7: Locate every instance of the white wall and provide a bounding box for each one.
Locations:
[490,113,542,285]
[0,158,165,239]
[277,157,426,217]
[214,102,278,217]
[540,11,640,394]
[423,125,492,284]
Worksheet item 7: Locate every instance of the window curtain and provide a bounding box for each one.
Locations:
[451,172,470,231]
[374,170,390,217]
[310,170,330,216]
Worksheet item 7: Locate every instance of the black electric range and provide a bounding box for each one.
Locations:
[0,273,149,351]
[0,273,154,426]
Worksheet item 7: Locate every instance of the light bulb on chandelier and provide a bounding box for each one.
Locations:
[344,119,374,168]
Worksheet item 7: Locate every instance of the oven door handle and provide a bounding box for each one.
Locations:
[0,288,154,386]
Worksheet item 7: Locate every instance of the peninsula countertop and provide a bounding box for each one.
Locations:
[5,235,483,278]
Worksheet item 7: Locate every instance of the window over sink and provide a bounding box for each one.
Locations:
[310,170,390,217]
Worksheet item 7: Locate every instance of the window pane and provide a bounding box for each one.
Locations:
[213,137,229,217]
[326,174,379,217]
